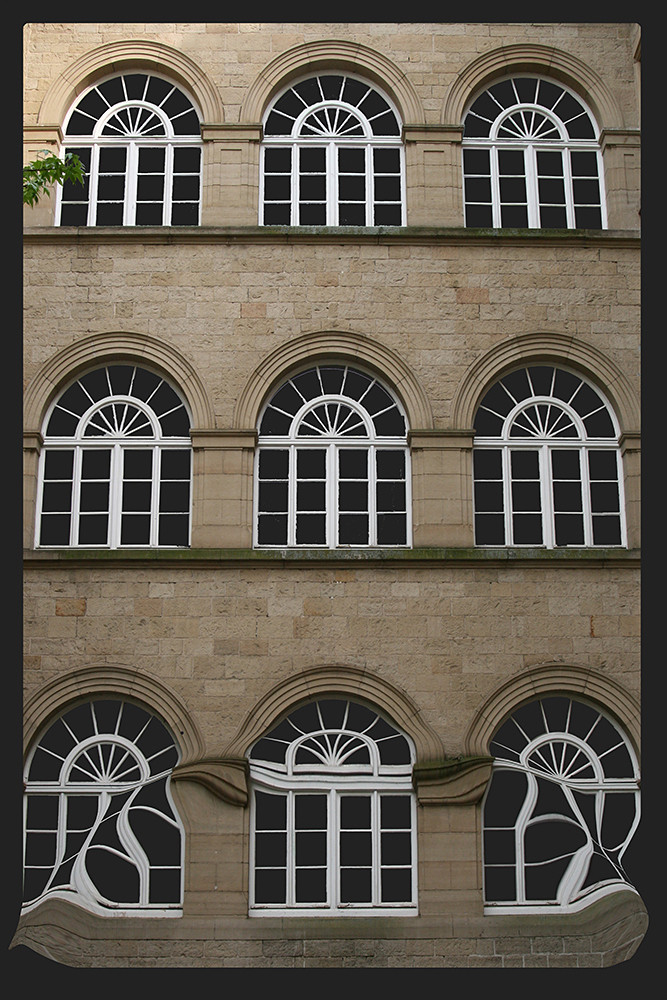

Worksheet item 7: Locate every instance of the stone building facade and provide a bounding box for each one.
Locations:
[19,22,643,968]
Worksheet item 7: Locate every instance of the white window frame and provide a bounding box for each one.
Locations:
[462,77,607,230]
[260,75,406,227]
[36,368,193,550]
[56,74,202,227]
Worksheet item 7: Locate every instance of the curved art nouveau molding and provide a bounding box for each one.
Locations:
[443,43,625,131]
[171,758,249,806]
[222,664,446,765]
[233,329,434,431]
[241,39,425,125]
[37,39,224,127]
[23,664,206,765]
[451,332,640,435]
[464,662,640,759]
[23,331,217,433]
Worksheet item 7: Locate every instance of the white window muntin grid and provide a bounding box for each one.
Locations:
[260,138,405,226]
[249,780,417,915]
[56,138,202,226]
[254,440,410,548]
[463,142,606,229]
[35,440,192,549]
[23,736,184,914]
[473,440,625,549]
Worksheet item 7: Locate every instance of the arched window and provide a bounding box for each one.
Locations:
[23,699,183,914]
[472,365,625,547]
[462,76,605,229]
[58,72,202,226]
[261,74,404,226]
[482,696,640,911]
[248,697,417,914]
[255,364,410,548]
[37,364,192,548]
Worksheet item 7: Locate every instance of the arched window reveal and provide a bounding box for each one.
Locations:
[256,364,409,548]
[463,77,605,229]
[23,699,183,914]
[483,696,640,911]
[249,698,416,914]
[261,74,404,226]
[473,366,624,547]
[37,364,192,548]
[58,73,202,226]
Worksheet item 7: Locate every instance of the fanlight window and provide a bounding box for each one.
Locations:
[261,74,404,226]
[58,73,202,226]
[463,77,605,229]
[23,699,183,914]
[249,698,416,914]
[37,364,192,548]
[483,696,640,911]
[256,364,409,548]
[473,366,625,548]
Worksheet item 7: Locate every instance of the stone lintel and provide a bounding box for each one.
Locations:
[413,756,493,805]
[190,428,257,449]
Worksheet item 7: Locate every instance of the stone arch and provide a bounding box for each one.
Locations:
[23,665,206,766]
[451,332,640,436]
[443,43,624,131]
[233,330,434,432]
[464,662,640,760]
[241,39,425,125]
[223,664,445,766]
[37,39,224,128]
[23,331,217,434]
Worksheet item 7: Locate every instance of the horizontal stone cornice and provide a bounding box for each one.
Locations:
[201,123,261,142]
[403,124,463,143]
[409,429,475,449]
[413,755,494,805]
[600,128,641,149]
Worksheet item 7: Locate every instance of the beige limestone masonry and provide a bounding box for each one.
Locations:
[20,22,642,969]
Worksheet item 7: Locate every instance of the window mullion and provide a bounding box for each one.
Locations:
[329,443,337,548]
[151,445,160,547]
[330,788,338,910]
[125,142,138,226]
[110,444,123,548]
[88,145,101,226]
[287,789,295,907]
[563,148,576,228]
[71,445,83,546]
[328,142,337,226]
[580,445,593,546]
[366,144,373,226]
[525,145,539,228]
[164,143,174,226]
[372,789,381,905]
[502,445,513,545]
[291,144,299,225]
[540,444,554,548]
[368,445,377,545]
[490,146,502,228]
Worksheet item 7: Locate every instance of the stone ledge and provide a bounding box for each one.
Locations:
[23,547,641,569]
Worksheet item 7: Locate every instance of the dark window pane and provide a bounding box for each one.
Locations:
[381,869,412,903]
[374,204,402,225]
[465,203,493,227]
[485,865,517,902]
[255,791,287,829]
[299,203,327,225]
[588,450,618,480]
[465,177,492,201]
[77,514,108,544]
[260,481,289,512]
[255,869,286,904]
[554,513,584,545]
[475,513,505,545]
[339,203,366,225]
[171,203,199,225]
[40,513,71,545]
[95,202,124,226]
[574,206,602,229]
[296,868,327,903]
[376,513,406,545]
[474,449,502,478]
[258,514,287,545]
[500,204,528,227]
[512,513,543,544]
[295,794,327,829]
[340,868,371,903]
[592,515,622,545]
[339,514,369,544]
[121,514,151,544]
[540,206,568,228]
[259,449,289,478]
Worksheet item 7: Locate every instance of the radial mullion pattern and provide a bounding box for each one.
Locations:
[38,365,191,549]
[256,365,408,548]
[463,76,604,229]
[473,366,624,548]
[59,72,201,226]
[261,74,403,226]
[483,696,640,910]
[23,699,183,914]
[249,698,416,914]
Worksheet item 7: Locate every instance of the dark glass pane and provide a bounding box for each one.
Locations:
[574,206,602,229]
[296,868,327,903]
[297,481,325,509]
[463,148,490,173]
[299,147,326,171]
[77,514,108,544]
[500,204,528,227]
[376,482,405,512]
[339,481,367,511]
[376,513,406,545]
[255,791,287,830]
[60,203,89,225]
[296,831,327,866]
[484,770,527,827]
[86,847,140,903]
[159,481,189,511]
[380,868,411,903]
[381,831,411,865]
[81,449,111,477]
[26,795,60,829]
[296,449,326,478]
[299,203,327,225]
[80,482,109,512]
[263,204,291,225]
[264,147,291,172]
[374,177,401,202]
[551,450,581,478]
[260,481,289,512]
[484,865,516,902]
[380,796,411,828]
[170,203,199,226]
[376,450,405,479]
[538,178,565,203]
[339,514,369,544]
[536,150,563,175]
[339,203,366,225]
[121,514,151,545]
[158,514,188,545]
[295,795,327,829]
[123,449,152,479]
[512,513,543,544]
[24,832,57,866]
[373,147,400,172]
[499,177,526,202]
[540,206,568,228]
[374,204,402,225]
[264,175,291,200]
[259,449,289,478]
[255,869,286,904]
[465,203,493,227]
[255,832,286,867]
[40,513,71,545]
[340,868,371,903]
[149,869,181,904]
[123,482,152,511]
[95,203,124,226]
[473,449,502,478]
[511,482,541,512]
[465,177,492,201]
[475,513,505,545]
[41,481,72,512]
[341,796,371,828]
[135,203,164,227]
[588,450,618,480]
[128,808,180,865]
[258,513,287,545]
[554,513,584,545]
[553,481,583,511]
[592,515,622,546]
[498,149,525,174]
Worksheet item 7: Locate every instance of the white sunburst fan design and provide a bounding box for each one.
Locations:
[261,74,404,226]
[58,72,202,226]
[462,76,605,229]
[472,366,625,548]
[483,696,640,912]
[255,365,410,548]
[37,364,192,549]
[23,699,183,915]
[249,699,417,914]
